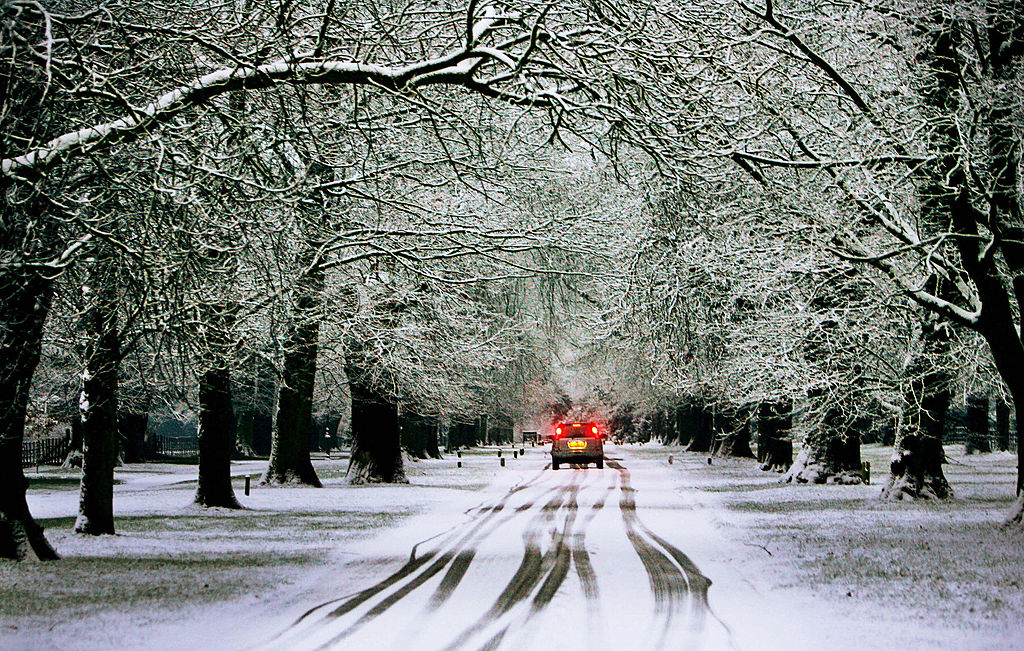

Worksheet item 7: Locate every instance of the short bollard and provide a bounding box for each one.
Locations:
[498,450,502,458]
[500,458,506,467]
[861,461,871,485]
[520,448,525,455]
[668,455,673,465]
[245,476,251,496]
[457,450,462,458]
[513,450,518,459]
[457,460,462,468]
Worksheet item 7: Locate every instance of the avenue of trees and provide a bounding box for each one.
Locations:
[1,0,1021,561]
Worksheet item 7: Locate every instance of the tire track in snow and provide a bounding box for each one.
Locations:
[268,457,727,651]
[268,469,553,648]
[439,472,581,650]
[607,459,714,650]
[472,468,615,651]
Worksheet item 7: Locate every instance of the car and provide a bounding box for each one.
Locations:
[550,422,604,470]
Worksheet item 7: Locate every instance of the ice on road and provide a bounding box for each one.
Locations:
[265,450,733,651]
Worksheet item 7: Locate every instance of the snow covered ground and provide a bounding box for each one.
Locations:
[2,443,1022,650]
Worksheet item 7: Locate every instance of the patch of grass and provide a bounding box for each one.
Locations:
[708,444,1024,634]
[0,551,317,620]
[28,476,122,490]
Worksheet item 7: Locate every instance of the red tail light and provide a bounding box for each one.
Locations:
[555,426,562,436]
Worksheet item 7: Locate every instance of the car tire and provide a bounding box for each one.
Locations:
[552,459,560,470]
[596,458,604,469]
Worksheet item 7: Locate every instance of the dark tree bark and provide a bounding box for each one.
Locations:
[672,402,692,446]
[965,396,992,455]
[74,247,120,536]
[118,412,149,463]
[401,412,441,459]
[0,9,61,561]
[882,312,952,500]
[400,411,428,460]
[757,399,793,472]
[782,400,863,485]
[650,408,667,442]
[715,406,755,458]
[263,254,324,487]
[475,415,487,447]
[913,7,1024,523]
[195,364,242,508]
[0,264,59,560]
[996,398,1011,452]
[62,418,84,469]
[345,370,406,484]
[611,403,635,442]
[684,403,714,453]
[425,417,442,459]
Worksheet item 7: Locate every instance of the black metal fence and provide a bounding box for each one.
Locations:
[22,436,71,468]
[152,435,199,459]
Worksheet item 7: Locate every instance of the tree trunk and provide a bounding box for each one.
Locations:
[345,372,406,484]
[684,403,714,453]
[425,416,442,459]
[650,408,666,443]
[964,395,992,455]
[913,7,1024,523]
[74,249,120,536]
[782,393,863,484]
[672,402,692,446]
[62,418,84,469]
[716,406,755,458]
[881,313,952,500]
[0,264,59,560]
[235,406,257,458]
[233,355,264,458]
[118,412,149,463]
[400,411,428,460]
[996,398,1011,452]
[195,365,242,508]
[757,398,794,472]
[400,412,441,460]
[263,260,323,487]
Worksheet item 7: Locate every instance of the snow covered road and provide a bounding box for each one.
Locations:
[265,450,734,651]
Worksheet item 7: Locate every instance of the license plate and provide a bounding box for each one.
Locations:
[568,441,587,450]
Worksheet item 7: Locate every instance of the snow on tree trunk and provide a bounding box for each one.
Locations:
[345,373,407,485]
[74,249,119,536]
[782,398,863,485]
[1005,493,1024,527]
[0,263,59,560]
[881,327,952,501]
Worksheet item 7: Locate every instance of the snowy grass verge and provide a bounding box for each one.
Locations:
[1,448,512,650]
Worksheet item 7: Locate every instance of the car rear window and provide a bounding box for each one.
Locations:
[561,423,598,438]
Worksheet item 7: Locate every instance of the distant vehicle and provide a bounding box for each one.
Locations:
[550,422,604,470]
